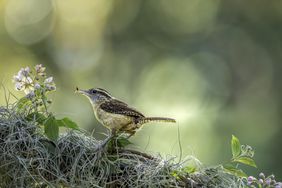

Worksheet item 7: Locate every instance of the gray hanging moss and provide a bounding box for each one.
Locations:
[0,106,241,188]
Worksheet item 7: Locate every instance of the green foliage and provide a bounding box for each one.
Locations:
[182,166,197,174]
[233,157,257,168]
[16,97,31,110]
[44,115,58,141]
[26,112,46,124]
[26,112,79,141]
[171,165,197,180]
[35,114,80,142]
[231,135,241,158]
[56,117,79,130]
[223,135,257,178]
[116,136,132,147]
[108,136,133,151]
[223,164,247,178]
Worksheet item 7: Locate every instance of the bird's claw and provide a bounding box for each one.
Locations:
[94,132,114,152]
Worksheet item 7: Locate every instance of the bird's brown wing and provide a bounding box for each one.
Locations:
[111,98,129,106]
[100,99,145,118]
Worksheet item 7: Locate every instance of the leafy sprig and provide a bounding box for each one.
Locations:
[13,64,79,141]
[223,135,257,177]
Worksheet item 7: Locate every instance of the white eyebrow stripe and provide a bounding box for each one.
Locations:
[94,88,112,98]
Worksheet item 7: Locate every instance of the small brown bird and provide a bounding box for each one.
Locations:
[76,87,176,137]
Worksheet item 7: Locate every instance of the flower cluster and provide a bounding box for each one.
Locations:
[247,173,282,188]
[241,145,254,158]
[13,64,56,98]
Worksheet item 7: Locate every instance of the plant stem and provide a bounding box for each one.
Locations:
[41,94,48,114]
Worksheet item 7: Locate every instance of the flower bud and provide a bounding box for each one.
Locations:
[46,85,56,91]
[13,74,23,82]
[21,67,30,77]
[259,172,265,179]
[34,83,41,89]
[44,77,53,84]
[265,178,271,185]
[247,176,255,185]
[270,175,275,179]
[257,179,263,184]
[35,64,46,74]
[26,91,35,99]
[15,82,23,91]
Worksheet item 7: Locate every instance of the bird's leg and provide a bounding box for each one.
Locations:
[126,130,136,139]
[95,128,116,152]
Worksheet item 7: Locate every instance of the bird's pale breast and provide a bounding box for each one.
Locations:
[95,106,133,130]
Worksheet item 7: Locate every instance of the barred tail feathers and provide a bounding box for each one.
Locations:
[137,117,176,125]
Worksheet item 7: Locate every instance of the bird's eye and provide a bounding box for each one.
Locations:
[92,89,96,94]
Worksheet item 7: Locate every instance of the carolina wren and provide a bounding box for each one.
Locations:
[76,87,176,136]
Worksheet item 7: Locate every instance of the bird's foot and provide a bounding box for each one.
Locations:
[94,137,112,152]
[94,129,116,152]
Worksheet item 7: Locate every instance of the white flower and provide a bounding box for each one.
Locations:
[14,76,33,94]
[44,77,53,84]
[15,67,30,82]
[17,69,24,77]
[13,65,56,95]
[20,67,30,77]
[15,82,24,91]
[13,68,26,83]
[22,76,33,84]
[35,64,46,75]
[26,90,35,99]
[13,71,32,92]
[24,88,34,94]
[13,74,23,83]
[44,77,56,91]
[45,84,56,91]
[34,83,41,89]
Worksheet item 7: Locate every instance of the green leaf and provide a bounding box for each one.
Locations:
[56,117,79,130]
[39,138,56,154]
[231,135,241,158]
[182,166,197,174]
[223,165,247,177]
[234,157,257,168]
[26,112,46,124]
[44,115,59,141]
[16,97,31,110]
[116,137,132,147]
[171,170,180,179]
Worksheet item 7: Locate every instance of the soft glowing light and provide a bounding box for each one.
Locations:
[147,0,220,35]
[4,0,55,45]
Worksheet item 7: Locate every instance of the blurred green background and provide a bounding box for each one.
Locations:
[0,0,281,178]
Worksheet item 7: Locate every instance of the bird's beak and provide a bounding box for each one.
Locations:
[75,87,88,96]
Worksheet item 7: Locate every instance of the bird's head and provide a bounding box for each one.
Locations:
[76,87,112,105]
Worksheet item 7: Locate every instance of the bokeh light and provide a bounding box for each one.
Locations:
[0,0,282,179]
[4,0,55,45]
